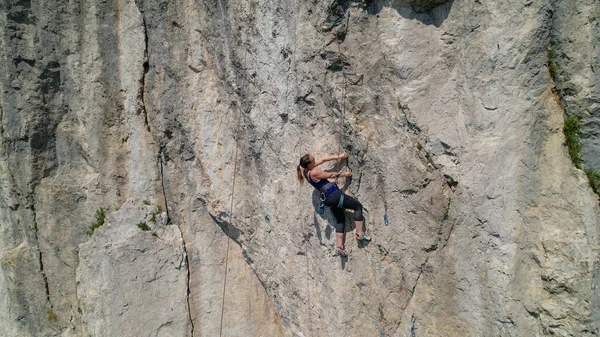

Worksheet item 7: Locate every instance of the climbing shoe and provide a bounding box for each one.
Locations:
[335,246,348,257]
[356,233,371,241]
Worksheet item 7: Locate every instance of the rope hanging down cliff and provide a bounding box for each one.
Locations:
[218,60,246,337]
[218,5,249,337]
[329,8,386,227]
[336,12,351,169]
[333,12,363,183]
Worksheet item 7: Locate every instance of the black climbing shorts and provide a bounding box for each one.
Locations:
[323,189,364,233]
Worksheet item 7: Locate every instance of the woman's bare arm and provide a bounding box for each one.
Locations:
[314,153,348,166]
[310,168,352,180]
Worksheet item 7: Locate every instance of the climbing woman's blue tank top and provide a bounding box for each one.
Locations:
[304,170,329,190]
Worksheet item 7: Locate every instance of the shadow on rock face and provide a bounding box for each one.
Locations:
[392,0,454,27]
[328,0,455,27]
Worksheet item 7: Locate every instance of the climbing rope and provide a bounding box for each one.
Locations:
[337,13,349,153]
[306,251,313,334]
[218,95,241,335]
[335,12,352,176]
[218,4,249,336]
[339,68,347,156]
[295,1,314,334]
[218,140,239,337]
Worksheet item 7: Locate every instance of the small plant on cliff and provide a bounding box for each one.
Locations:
[149,205,162,223]
[47,309,57,322]
[563,114,600,196]
[563,114,582,167]
[86,208,105,236]
[584,168,600,195]
[547,47,561,82]
[137,222,151,231]
[0,125,4,135]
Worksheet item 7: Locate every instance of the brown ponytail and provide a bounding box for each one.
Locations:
[297,165,304,184]
[297,154,312,184]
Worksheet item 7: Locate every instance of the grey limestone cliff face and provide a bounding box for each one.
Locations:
[547,0,600,171]
[1,0,599,336]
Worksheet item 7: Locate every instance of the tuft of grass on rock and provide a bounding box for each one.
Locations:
[563,114,582,167]
[549,62,561,82]
[149,205,163,223]
[137,222,151,231]
[86,208,105,236]
[547,47,561,82]
[551,47,600,198]
[47,309,57,322]
[584,168,600,195]
[563,114,600,196]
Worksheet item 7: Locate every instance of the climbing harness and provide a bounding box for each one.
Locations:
[318,181,337,196]
[316,182,344,214]
[313,177,338,215]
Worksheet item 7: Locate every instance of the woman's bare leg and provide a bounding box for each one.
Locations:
[336,232,344,248]
[355,220,364,235]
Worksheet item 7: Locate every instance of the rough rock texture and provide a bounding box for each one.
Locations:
[547,0,600,170]
[1,0,599,336]
[76,203,189,337]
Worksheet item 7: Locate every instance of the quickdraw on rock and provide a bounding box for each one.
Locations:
[343,71,363,85]
[321,16,343,32]
[384,213,389,225]
[384,205,389,226]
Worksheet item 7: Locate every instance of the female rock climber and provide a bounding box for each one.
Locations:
[296,153,370,257]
